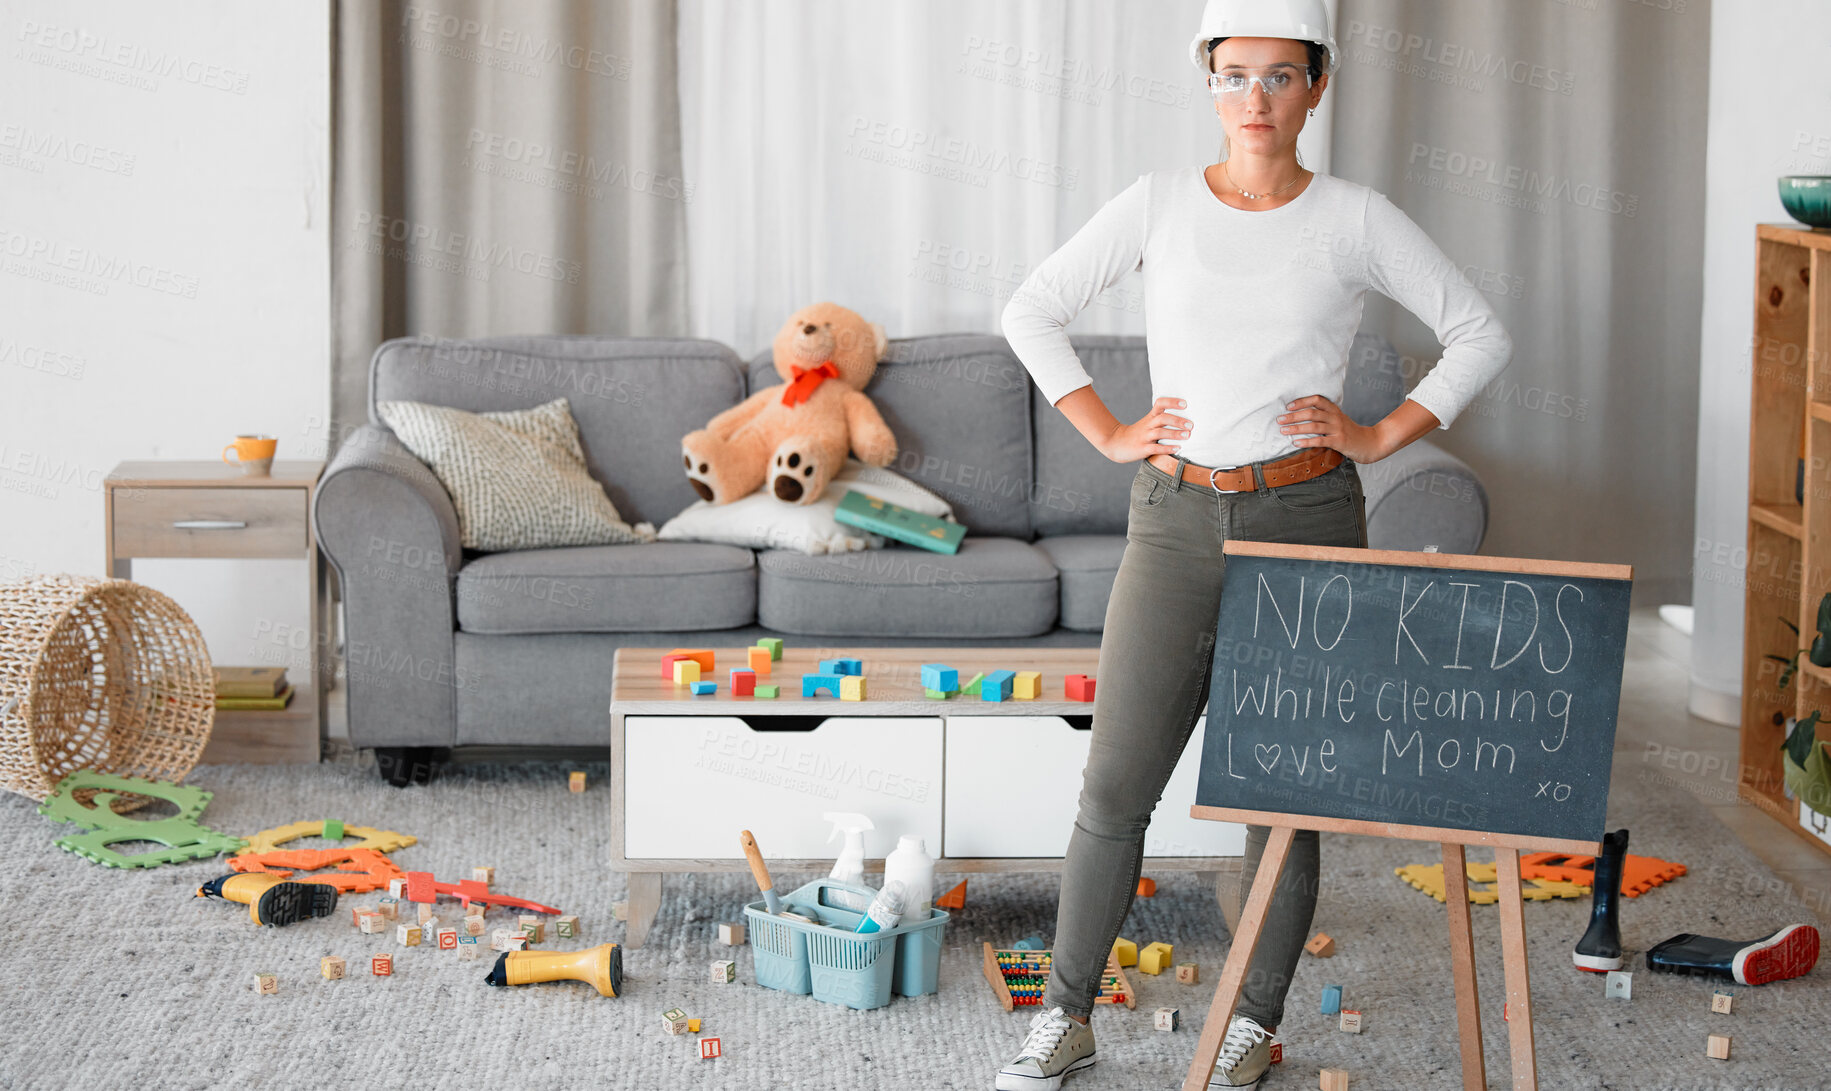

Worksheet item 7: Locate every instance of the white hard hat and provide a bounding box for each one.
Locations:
[1189,0,1340,76]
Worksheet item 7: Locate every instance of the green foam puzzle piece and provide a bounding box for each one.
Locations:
[37,771,246,869]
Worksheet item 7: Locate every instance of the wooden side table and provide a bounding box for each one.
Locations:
[103,460,328,763]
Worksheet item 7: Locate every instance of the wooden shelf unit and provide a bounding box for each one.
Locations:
[1740,223,1831,851]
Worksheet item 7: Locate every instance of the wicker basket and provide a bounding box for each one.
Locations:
[0,575,215,804]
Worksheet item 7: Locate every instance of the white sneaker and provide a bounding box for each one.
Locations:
[1207,1015,1272,1088]
[994,1006,1096,1090]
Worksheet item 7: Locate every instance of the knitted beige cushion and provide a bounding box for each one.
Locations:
[377,397,657,552]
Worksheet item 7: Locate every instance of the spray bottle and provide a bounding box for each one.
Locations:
[823,812,875,911]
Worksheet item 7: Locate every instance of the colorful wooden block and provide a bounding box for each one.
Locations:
[321,956,346,980]
[960,671,984,696]
[730,669,756,696]
[756,637,783,659]
[719,922,746,945]
[569,770,587,792]
[519,915,545,943]
[358,912,386,934]
[457,935,481,960]
[350,903,377,927]
[687,1017,702,1033]
[669,648,715,672]
[700,1037,722,1060]
[556,914,580,939]
[1712,991,1734,1014]
[1320,1068,1349,1091]
[437,928,458,950]
[1268,1042,1283,1065]
[465,900,486,918]
[691,680,717,695]
[1707,1034,1731,1060]
[463,915,486,936]
[802,673,843,698]
[1153,1007,1179,1031]
[754,684,778,698]
[377,897,399,921]
[471,867,494,885]
[936,880,967,909]
[711,959,736,984]
[673,659,701,685]
[1320,984,1342,1014]
[1305,932,1335,958]
[921,663,958,692]
[660,653,693,680]
[397,924,421,946]
[923,687,949,699]
[252,971,279,995]
[1175,962,1199,985]
[1064,673,1095,701]
[840,675,867,701]
[371,954,393,976]
[662,1007,690,1035]
[1013,670,1041,698]
[1135,877,1157,897]
[1138,941,1173,975]
[980,669,1015,701]
[1111,937,1138,967]
[816,657,861,675]
[1339,1009,1363,1033]
[747,646,772,674]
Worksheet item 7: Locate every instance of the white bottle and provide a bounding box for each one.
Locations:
[823,812,875,887]
[854,879,905,934]
[883,834,936,921]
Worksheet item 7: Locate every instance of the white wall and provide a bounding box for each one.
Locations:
[1691,0,1831,723]
[0,1,331,672]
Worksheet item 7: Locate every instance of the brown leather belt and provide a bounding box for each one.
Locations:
[1146,446,1344,492]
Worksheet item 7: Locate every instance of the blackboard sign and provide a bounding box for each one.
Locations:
[1193,541,1632,847]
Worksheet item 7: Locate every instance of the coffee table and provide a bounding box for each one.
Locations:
[609,644,1245,947]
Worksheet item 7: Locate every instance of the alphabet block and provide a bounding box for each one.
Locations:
[1153,1007,1179,1032]
[253,971,278,995]
[377,897,399,921]
[358,912,386,935]
[370,954,393,976]
[321,956,345,980]
[457,935,481,960]
[700,1037,722,1060]
[471,867,493,885]
[1013,670,1041,698]
[1320,984,1342,1015]
[711,959,736,984]
[519,915,545,943]
[840,675,867,701]
[1064,673,1096,701]
[1175,962,1199,985]
[921,663,958,692]
[673,659,701,685]
[1111,937,1138,967]
[1320,1069,1349,1091]
[756,637,783,660]
[389,878,408,899]
[1269,1042,1283,1065]
[690,680,717,695]
[556,914,580,939]
[1712,991,1734,1014]
[350,904,377,927]
[747,646,772,675]
[1138,941,1173,975]
[1305,932,1335,958]
[465,900,486,918]
[1339,1010,1362,1033]
[730,669,756,696]
[396,924,421,947]
[662,1007,690,1035]
[569,771,586,792]
[491,928,521,951]
[463,915,486,936]
[437,928,458,950]
[418,902,436,924]
[1606,970,1632,1000]
[1707,1034,1731,1060]
[612,900,629,921]
[719,922,746,945]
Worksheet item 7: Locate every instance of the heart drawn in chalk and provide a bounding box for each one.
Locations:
[1254,743,1280,774]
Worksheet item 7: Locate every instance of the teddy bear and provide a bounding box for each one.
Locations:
[682,302,898,505]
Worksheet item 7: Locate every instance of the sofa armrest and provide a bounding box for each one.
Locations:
[1356,437,1490,554]
[312,426,462,748]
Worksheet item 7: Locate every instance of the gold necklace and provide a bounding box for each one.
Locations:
[1223,161,1305,200]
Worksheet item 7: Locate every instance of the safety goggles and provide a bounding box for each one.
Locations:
[1206,66,1312,104]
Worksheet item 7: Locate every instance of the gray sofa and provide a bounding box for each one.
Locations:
[313,330,1489,783]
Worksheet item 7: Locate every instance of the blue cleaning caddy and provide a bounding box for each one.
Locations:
[745,879,949,1010]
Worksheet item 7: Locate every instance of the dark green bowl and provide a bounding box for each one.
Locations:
[1779,176,1831,228]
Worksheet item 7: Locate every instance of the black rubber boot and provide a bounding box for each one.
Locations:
[1647,924,1820,985]
[1573,828,1628,972]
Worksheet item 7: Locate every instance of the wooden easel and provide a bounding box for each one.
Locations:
[1180,810,1602,1091]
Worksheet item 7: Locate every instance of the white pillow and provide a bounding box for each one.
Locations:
[657,459,958,555]
[377,397,657,552]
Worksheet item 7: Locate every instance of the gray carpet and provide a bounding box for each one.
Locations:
[0,744,1826,1091]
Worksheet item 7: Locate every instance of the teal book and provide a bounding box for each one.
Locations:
[834,490,966,554]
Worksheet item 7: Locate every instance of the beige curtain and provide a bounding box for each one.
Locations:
[330,0,690,442]
[1330,0,1708,605]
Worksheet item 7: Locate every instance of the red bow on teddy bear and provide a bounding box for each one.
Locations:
[780,360,839,407]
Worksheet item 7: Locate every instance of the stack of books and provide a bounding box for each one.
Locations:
[214,666,294,711]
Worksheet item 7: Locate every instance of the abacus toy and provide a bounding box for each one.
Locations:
[982,942,1136,1011]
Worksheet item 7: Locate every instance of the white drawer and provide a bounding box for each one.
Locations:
[624,715,943,860]
[944,715,1244,858]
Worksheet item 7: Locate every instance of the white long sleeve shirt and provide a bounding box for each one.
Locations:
[1000,167,1513,468]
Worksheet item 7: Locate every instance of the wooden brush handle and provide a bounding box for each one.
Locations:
[739,829,774,894]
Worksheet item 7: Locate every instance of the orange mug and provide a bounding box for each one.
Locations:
[222,434,278,475]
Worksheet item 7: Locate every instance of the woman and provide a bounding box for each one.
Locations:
[993,2,1512,1088]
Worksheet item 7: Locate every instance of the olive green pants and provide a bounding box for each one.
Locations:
[1044,452,1368,1024]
